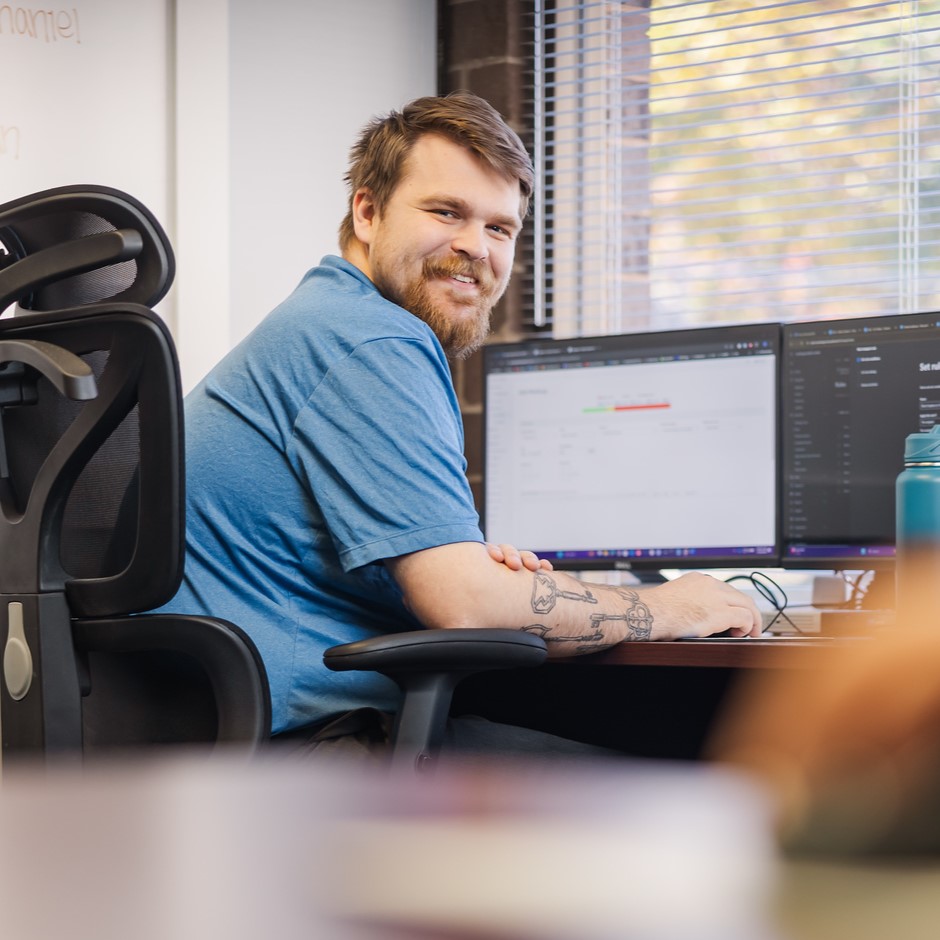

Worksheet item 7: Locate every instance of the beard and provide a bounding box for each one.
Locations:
[393,256,503,360]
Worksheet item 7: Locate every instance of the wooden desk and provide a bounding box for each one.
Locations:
[586,636,851,670]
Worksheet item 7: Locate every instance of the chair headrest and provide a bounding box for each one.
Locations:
[0,185,175,316]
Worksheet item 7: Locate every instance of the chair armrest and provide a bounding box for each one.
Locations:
[323,627,547,674]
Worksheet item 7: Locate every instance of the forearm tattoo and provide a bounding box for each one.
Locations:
[522,623,605,654]
[531,570,597,614]
[591,590,653,640]
[523,577,654,650]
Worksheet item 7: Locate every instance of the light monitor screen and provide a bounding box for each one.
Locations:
[483,323,780,571]
[782,311,940,568]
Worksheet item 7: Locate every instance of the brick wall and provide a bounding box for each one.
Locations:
[438,0,532,511]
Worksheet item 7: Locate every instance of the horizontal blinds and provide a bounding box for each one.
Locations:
[527,0,940,337]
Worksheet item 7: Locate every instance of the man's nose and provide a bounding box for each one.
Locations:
[451,223,489,261]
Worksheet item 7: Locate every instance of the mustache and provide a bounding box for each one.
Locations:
[422,256,496,291]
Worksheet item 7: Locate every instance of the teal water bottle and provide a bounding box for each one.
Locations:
[896,425,940,627]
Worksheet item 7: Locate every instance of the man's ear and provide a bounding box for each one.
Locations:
[352,188,378,245]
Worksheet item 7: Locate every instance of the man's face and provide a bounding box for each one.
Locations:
[353,134,522,359]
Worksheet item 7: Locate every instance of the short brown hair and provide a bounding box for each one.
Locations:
[338,92,534,250]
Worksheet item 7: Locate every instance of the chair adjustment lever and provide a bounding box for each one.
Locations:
[3,602,33,701]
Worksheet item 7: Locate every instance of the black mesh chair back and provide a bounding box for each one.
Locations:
[0,186,269,761]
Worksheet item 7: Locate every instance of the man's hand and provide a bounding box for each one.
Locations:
[486,542,553,573]
[642,572,762,640]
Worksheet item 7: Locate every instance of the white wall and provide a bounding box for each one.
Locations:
[2,0,436,392]
[176,0,437,391]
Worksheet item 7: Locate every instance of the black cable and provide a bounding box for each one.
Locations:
[724,570,807,635]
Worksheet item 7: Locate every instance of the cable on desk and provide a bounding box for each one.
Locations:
[723,570,806,635]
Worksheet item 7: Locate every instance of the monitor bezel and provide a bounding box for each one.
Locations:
[780,543,896,572]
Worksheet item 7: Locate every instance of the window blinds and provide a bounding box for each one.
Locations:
[527,0,940,337]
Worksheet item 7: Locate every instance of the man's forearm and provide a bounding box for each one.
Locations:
[387,541,761,645]
[390,543,679,650]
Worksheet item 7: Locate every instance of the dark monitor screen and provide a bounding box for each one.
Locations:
[483,323,780,571]
[782,311,940,568]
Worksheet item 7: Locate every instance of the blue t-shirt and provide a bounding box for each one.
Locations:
[157,256,484,733]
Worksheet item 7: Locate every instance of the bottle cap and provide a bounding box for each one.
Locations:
[905,424,940,462]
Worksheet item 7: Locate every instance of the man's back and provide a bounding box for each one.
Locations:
[157,256,483,733]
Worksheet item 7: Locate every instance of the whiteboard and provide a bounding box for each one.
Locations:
[0,0,170,239]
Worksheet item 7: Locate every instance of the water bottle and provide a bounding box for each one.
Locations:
[896,425,940,628]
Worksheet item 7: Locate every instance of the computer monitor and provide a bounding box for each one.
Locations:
[781,311,940,569]
[483,322,780,571]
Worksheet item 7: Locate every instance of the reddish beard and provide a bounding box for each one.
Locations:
[399,256,501,360]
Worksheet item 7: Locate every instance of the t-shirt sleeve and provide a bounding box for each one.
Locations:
[289,335,484,571]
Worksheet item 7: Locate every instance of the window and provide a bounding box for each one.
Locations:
[528,0,940,336]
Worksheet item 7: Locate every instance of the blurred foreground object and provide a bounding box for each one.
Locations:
[317,760,774,939]
[711,563,940,856]
[0,754,775,940]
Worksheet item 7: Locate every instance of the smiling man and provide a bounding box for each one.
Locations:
[340,104,522,360]
[158,93,759,756]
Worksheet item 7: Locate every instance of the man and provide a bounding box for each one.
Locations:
[160,93,760,747]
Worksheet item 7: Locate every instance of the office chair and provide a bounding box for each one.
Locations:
[0,185,271,760]
[0,185,546,771]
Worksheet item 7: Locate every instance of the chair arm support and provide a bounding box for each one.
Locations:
[323,628,547,773]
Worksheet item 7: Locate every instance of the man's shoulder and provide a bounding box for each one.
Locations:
[284,257,440,348]
[290,255,376,312]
